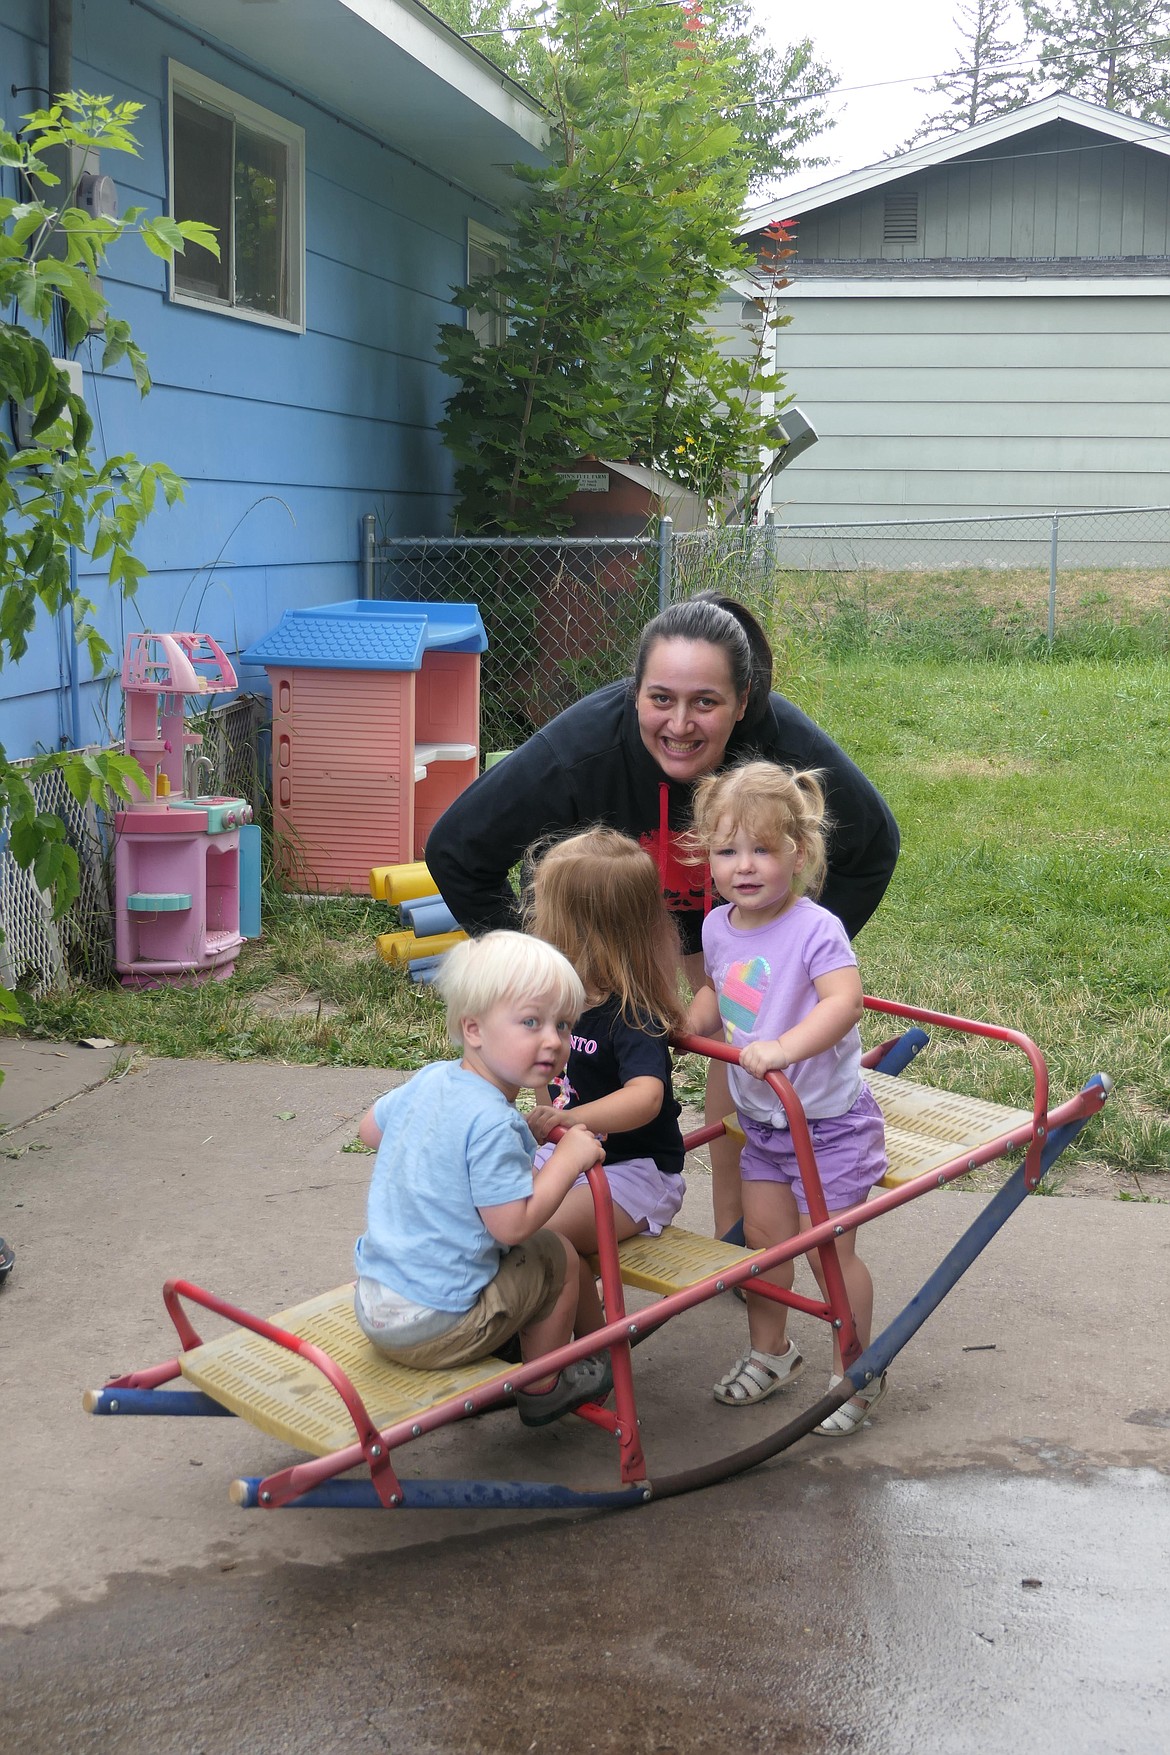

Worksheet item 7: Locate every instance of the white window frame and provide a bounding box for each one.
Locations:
[466,220,508,348]
[167,61,306,333]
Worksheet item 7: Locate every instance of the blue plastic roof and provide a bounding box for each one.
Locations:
[242,600,488,672]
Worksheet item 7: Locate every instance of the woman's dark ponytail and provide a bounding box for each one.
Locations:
[634,590,773,725]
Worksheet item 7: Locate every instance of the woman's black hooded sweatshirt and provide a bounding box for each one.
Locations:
[425,680,899,955]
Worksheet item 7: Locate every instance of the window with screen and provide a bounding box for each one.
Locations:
[169,64,305,329]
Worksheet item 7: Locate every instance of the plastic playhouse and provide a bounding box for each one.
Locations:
[242,600,487,894]
[114,633,254,987]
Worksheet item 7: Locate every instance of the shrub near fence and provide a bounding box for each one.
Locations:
[367,532,666,756]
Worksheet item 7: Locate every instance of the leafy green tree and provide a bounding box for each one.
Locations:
[424,0,539,82]
[1021,0,1170,114]
[711,2,837,190]
[0,93,218,1015]
[436,0,795,532]
[904,0,1033,146]
[426,0,837,193]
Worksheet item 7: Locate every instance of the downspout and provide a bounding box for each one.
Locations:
[49,1,83,748]
[49,0,73,104]
[67,550,82,751]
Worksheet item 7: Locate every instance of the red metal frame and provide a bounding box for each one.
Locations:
[96,1007,1107,1507]
[161,1280,403,1506]
[672,1031,866,1366]
[860,997,1050,1187]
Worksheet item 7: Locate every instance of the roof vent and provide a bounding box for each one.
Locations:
[883,189,919,242]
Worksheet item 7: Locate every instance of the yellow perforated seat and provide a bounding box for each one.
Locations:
[179,1284,511,1456]
[611,1228,763,1296]
[179,1079,1041,1441]
[617,1072,1042,1299]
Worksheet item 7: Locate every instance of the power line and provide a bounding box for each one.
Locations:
[457,4,1170,107]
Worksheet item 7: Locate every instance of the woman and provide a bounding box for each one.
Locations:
[425,592,899,1234]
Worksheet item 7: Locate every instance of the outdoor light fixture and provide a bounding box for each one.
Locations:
[770,406,818,470]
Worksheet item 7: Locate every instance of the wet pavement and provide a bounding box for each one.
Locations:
[3,1464,1167,1754]
[2,1044,1168,1752]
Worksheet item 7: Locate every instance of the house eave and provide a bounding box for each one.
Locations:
[739,93,1170,235]
[769,275,1170,299]
[148,0,551,206]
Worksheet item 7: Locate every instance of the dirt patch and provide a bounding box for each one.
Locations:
[916,755,1040,778]
[249,983,341,1020]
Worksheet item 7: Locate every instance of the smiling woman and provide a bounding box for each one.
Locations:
[425,591,900,959]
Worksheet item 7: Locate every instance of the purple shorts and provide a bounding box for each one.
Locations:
[739,1084,887,1215]
[533,1145,685,1236]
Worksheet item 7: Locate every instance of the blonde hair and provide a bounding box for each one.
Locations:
[525,828,684,1034]
[436,930,585,1047]
[690,762,829,899]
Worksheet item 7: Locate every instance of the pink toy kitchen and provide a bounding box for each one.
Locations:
[114,632,254,987]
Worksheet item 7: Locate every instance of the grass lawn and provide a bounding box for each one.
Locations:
[815,656,1169,1182]
[18,645,1169,1187]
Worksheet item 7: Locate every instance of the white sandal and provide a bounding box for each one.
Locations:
[713,1341,804,1405]
[814,1371,888,1436]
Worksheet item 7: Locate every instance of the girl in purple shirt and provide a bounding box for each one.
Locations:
[687,761,889,1436]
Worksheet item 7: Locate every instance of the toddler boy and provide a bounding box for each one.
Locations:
[354,930,611,1425]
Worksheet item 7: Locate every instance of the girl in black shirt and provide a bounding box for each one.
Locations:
[525,828,686,1331]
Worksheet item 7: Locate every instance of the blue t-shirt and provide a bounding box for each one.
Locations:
[354,1061,537,1313]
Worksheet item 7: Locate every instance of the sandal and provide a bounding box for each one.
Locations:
[713,1341,803,1405]
[0,1238,13,1285]
[814,1371,888,1436]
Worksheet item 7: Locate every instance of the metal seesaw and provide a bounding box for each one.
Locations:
[83,999,1110,1512]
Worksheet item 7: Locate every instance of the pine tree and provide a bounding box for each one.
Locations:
[1021,0,1170,116]
[904,0,1033,148]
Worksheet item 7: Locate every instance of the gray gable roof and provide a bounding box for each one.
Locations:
[740,93,1170,237]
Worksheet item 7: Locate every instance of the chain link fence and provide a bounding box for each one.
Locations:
[672,504,1170,646]
[0,694,267,1000]
[368,505,1170,749]
[365,529,670,755]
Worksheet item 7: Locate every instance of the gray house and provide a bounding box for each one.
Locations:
[730,94,1170,547]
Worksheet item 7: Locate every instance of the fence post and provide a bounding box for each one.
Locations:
[360,513,376,600]
[763,509,776,580]
[657,516,673,611]
[1048,513,1059,649]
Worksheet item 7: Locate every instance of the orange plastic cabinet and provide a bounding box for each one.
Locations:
[242,601,487,894]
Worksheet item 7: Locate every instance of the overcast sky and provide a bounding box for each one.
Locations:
[757,0,1032,191]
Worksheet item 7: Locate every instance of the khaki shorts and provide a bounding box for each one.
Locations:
[368,1230,567,1371]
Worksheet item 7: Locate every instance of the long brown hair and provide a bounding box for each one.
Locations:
[525,827,684,1033]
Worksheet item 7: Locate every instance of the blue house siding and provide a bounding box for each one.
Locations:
[1,0,519,760]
